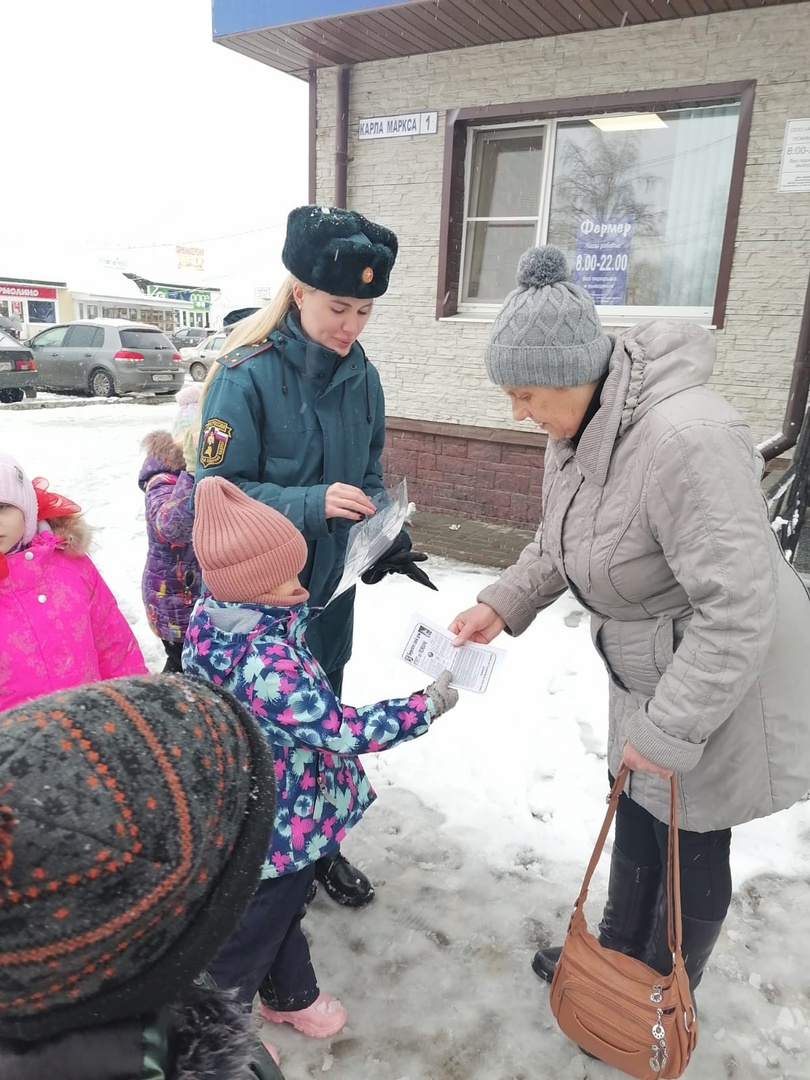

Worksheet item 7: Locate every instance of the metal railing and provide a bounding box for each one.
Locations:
[764,406,810,564]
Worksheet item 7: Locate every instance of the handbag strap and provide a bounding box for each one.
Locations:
[572,764,683,958]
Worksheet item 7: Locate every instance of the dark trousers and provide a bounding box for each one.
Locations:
[615,786,733,922]
[161,640,184,673]
[207,865,320,1010]
[324,666,344,698]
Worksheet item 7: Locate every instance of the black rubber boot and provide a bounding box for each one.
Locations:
[645,890,725,995]
[532,847,661,983]
[314,851,375,907]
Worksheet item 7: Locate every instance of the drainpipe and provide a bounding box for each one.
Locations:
[760,269,810,461]
[334,65,350,208]
[308,70,317,202]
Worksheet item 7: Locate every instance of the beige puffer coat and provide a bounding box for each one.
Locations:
[479,320,810,831]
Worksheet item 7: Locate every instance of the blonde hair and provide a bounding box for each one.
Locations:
[199,275,297,410]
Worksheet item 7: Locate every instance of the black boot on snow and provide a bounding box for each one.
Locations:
[314,851,375,907]
[531,846,661,982]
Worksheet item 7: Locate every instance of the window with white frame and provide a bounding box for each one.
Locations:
[459,103,741,321]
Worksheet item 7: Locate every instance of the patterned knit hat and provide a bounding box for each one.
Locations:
[485,246,612,388]
[172,382,201,439]
[193,477,309,605]
[0,674,275,1043]
[0,454,37,549]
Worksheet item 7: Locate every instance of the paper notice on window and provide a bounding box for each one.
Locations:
[400,615,504,694]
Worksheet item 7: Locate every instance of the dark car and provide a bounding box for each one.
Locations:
[28,319,184,397]
[170,326,212,350]
[0,329,37,403]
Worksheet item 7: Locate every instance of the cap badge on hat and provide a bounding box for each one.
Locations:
[361,266,374,284]
[199,418,233,469]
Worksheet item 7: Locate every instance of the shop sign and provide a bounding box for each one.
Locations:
[778,118,810,193]
[571,216,634,305]
[0,282,57,300]
[358,111,438,140]
[147,285,211,310]
[176,245,205,270]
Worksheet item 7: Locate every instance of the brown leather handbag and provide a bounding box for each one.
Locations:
[549,765,698,1078]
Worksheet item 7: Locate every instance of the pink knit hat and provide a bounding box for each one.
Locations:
[0,453,37,549]
[193,477,309,605]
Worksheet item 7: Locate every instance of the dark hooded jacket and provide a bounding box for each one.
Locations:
[0,981,283,1080]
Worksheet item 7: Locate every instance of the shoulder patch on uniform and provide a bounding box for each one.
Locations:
[199,418,234,468]
[219,340,274,369]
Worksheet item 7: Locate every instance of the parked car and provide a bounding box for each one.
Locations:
[170,325,212,350]
[27,320,184,398]
[181,331,227,382]
[0,314,21,340]
[0,329,37,403]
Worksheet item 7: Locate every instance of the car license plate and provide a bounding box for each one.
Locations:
[0,362,11,371]
[152,373,173,382]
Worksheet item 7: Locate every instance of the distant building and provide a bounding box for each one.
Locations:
[213,0,810,527]
[0,272,220,336]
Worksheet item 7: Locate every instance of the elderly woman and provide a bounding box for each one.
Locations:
[451,247,810,999]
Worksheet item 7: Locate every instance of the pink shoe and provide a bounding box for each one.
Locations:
[260,1037,281,1065]
[259,991,348,1038]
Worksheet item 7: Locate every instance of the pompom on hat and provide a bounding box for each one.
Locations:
[282,204,398,300]
[193,477,309,605]
[484,245,612,388]
[0,674,275,1042]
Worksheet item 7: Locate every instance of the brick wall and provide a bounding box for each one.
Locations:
[316,5,810,445]
[383,418,546,528]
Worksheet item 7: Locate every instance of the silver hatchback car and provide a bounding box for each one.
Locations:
[28,319,185,397]
[181,331,227,382]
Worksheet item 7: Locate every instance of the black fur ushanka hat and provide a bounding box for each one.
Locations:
[282,205,398,300]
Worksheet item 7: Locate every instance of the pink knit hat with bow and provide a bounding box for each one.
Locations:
[0,453,37,549]
[193,477,309,605]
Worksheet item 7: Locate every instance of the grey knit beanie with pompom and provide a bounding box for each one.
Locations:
[484,246,612,388]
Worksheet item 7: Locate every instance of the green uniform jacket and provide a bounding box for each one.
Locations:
[195,313,386,674]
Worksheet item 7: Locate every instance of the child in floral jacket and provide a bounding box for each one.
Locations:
[183,475,458,1047]
[0,453,146,712]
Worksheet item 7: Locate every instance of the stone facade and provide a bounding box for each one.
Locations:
[315,5,810,526]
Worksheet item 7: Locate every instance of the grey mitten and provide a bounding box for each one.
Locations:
[424,669,459,717]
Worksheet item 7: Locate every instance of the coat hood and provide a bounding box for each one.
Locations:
[187,599,308,682]
[619,319,716,430]
[139,431,185,488]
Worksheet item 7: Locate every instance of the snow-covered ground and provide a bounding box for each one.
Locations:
[4,398,810,1079]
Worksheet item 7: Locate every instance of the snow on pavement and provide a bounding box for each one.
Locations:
[4,399,810,1079]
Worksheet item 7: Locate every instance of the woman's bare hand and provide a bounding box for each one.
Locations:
[449,603,506,645]
[324,484,377,521]
[622,742,673,779]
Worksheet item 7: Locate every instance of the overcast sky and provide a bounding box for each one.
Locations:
[2,0,309,304]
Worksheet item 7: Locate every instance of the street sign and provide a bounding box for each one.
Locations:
[358,111,438,140]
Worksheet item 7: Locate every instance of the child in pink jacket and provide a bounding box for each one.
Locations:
[0,453,147,712]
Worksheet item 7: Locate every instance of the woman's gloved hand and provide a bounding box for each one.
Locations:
[423,669,459,717]
[361,531,437,591]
